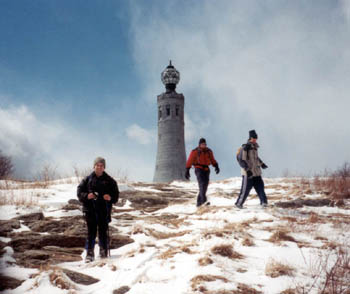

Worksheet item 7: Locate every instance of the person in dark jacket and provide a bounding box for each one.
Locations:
[77,157,119,262]
[185,138,220,207]
[235,130,268,209]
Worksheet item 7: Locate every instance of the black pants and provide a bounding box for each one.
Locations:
[236,175,267,206]
[84,205,109,250]
[195,168,210,206]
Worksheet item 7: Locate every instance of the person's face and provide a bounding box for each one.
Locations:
[94,163,105,176]
[250,138,257,144]
[199,143,207,149]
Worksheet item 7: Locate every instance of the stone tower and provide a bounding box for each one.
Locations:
[153,61,187,182]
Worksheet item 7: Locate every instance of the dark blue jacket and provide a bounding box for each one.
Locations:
[77,172,119,216]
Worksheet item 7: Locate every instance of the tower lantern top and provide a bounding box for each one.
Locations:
[161,60,180,86]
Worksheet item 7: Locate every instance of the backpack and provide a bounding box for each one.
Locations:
[236,144,250,168]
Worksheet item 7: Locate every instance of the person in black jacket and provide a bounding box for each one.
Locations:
[77,157,119,262]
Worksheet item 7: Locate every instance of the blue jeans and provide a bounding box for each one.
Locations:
[236,176,267,206]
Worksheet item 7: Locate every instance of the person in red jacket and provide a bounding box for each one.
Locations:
[186,138,220,207]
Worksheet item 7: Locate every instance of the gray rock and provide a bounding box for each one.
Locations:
[275,198,332,208]
[9,232,85,252]
[62,269,99,285]
[113,286,131,294]
[0,219,21,236]
[15,212,44,224]
[68,199,81,206]
[0,275,24,291]
[110,234,134,249]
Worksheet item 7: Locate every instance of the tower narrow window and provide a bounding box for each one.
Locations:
[158,106,162,120]
[175,105,180,116]
[166,104,170,116]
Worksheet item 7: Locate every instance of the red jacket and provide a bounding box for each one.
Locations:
[186,147,218,171]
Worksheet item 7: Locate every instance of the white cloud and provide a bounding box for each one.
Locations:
[341,0,350,22]
[0,105,155,180]
[0,105,63,176]
[126,124,155,145]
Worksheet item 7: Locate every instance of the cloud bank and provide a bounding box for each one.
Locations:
[128,0,350,177]
[0,105,155,180]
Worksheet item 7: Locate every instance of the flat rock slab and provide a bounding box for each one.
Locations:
[9,233,86,252]
[0,275,24,291]
[62,269,99,285]
[110,234,134,249]
[15,212,44,224]
[113,286,131,294]
[275,198,331,208]
[0,219,21,236]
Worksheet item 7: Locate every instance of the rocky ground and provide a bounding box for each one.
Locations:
[0,178,349,294]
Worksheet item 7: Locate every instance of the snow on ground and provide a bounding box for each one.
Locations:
[0,177,349,294]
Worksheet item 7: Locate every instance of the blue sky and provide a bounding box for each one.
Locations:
[1,0,350,181]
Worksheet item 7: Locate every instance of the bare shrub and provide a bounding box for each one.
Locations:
[265,258,295,278]
[281,289,296,294]
[0,150,14,179]
[0,191,39,207]
[297,163,350,202]
[34,164,59,188]
[211,244,244,259]
[73,165,91,182]
[296,245,350,294]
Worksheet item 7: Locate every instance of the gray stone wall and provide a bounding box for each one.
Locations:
[153,91,187,182]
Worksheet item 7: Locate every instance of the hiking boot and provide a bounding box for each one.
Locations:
[99,248,108,258]
[235,203,243,209]
[261,203,268,208]
[85,249,95,263]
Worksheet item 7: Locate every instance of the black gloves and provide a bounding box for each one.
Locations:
[246,170,253,178]
[185,168,190,180]
[215,164,220,174]
[261,163,268,169]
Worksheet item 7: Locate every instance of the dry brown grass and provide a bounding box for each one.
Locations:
[265,259,295,278]
[233,283,262,294]
[198,256,213,266]
[308,212,322,224]
[200,283,262,294]
[191,274,229,291]
[211,244,244,259]
[145,215,187,229]
[267,229,297,244]
[0,192,39,207]
[241,236,255,246]
[158,242,196,259]
[295,163,350,202]
[145,228,190,239]
[281,288,296,294]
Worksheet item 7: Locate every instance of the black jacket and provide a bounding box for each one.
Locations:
[77,172,119,214]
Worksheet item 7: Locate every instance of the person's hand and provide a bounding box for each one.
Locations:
[88,193,95,200]
[103,194,111,201]
[215,165,220,174]
[246,170,253,178]
[261,163,268,169]
[185,168,190,180]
